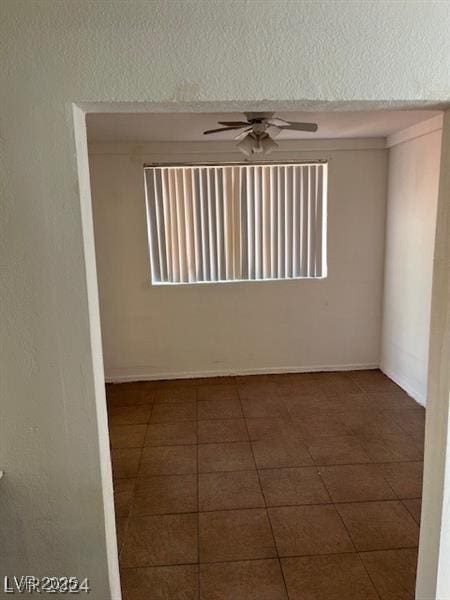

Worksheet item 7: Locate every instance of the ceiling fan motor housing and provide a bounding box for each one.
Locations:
[244,112,275,122]
[252,122,268,134]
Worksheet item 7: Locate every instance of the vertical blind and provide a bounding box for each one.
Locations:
[144,162,327,284]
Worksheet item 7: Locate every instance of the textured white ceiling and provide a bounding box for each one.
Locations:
[87,110,441,142]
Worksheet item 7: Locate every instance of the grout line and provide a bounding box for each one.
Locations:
[401,498,422,525]
[112,494,422,515]
[110,439,424,466]
[355,553,382,600]
[118,544,420,570]
[237,385,291,600]
[113,459,423,477]
[371,469,403,503]
[113,405,154,566]
[358,547,420,556]
[317,470,383,600]
[317,471,357,553]
[121,546,421,568]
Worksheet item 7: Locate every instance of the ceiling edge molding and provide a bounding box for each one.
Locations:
[88,138,387,156]
[386,114,444,148]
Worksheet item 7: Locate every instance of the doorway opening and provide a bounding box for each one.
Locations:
[80,106,444,598]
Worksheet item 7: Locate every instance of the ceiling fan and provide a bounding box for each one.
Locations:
[203,112,318,156]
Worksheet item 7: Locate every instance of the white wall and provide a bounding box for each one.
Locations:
[381,117,443,405]
[89,141,387,381]
[1,1,450,598]
[417,111,450,600]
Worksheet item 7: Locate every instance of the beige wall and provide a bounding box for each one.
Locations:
[381,118,443,405]
[89,142,388,381]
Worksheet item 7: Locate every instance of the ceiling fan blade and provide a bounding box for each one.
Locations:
[267,117,291,126]
[218,121,250,127]
[278,122,318,132]
[266,125,282,138]
[203,125,247,135]
[234,127,253,140]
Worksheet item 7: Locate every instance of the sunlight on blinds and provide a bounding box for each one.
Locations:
[145,163,327,284]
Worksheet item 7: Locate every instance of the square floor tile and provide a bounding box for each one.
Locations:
[155,387,197,403]
[200,559,287,600]
[198,442,255,473]
[336,501,419,551]
[283,393,339,417]
[121,513,198,567]
[275,377,322,396]
[394,409,425,439]
[198,385,239,402]
[281,554,379,600]
[360,549,418,600]
[114,478,136,517]
[319,464,396,503]
[199,471,264,511]
[259,467,330,506]
[111,448,142,478]
[109,405,152,426]
[238,382,281,401]
[402,499,421,524]
[351,371,402,394]
[340,410,404,437]
[374,462,423,499]
[268,505,353,556]
[197,399,243,420]
[199,509,276,563]
[306,435,372,465]
[121,565,199,600]
[241,397,290,419]
[294,413,351,438]
[107,385,154,408]
[133,474,197,515]
[151,402,197,423]
[116,517,129,552]
[318,373,364,395]
[323,393,379,413]
[198,419,248,443]
[252,438,313,469]
[358,432,423,462]
[367,392,422,411]
[145,422,197,446]
[110,424,147,449]
[246,418,299,441]
[139,445,197,476]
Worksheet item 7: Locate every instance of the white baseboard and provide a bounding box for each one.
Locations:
[105,362,379,383]
[380,365,426,407]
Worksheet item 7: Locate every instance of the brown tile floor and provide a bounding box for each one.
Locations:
[107,370,424,600]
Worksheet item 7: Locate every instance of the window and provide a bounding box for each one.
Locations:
[144,162,327,284]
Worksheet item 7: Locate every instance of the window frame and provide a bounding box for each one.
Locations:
[144,159,328,286]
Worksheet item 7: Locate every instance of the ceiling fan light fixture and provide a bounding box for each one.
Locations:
[237,133,256,156]
[259,134,278,155]
[237,132,278,156]
[253,137,264,154]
